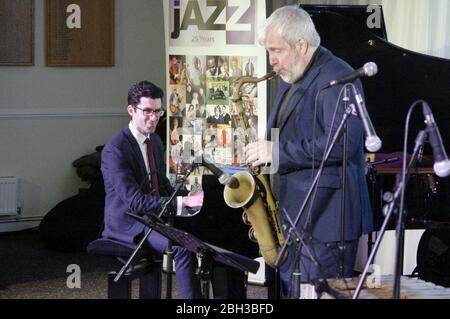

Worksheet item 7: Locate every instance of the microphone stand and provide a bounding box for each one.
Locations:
[113,163,199,295]
[274,103,355,276]
[365,156,399,255]
[280,208,319,299]
[165,205,175,299]
[338,86,350,279]
[352,130,427,299]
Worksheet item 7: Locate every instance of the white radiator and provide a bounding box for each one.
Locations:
[0,177,19,216]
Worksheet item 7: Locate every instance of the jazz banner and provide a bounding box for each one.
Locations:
[163,0,267,185]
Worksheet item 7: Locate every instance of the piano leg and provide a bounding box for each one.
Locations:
[212,265,247,299]
[266,265,282,299]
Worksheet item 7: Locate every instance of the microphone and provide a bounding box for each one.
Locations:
[422,103,450,177]
[350,85,382,152]
[201,155,240,188]
[323,62,378,89]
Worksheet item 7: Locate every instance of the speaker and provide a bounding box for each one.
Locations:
[414,229,450,287]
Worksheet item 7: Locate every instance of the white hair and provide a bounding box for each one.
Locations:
[258,5,321,48]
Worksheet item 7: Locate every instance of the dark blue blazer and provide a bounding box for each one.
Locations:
[267,47,373,242]
[101,125,172,244]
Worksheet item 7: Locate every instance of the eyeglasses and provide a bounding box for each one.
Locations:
[134,106,165,117]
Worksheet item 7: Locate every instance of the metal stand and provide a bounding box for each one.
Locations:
[113,163,198,297]
[365,156,399,254]
[165,212,175,299]
[127,212,260,299]
[280,208,319,299]
[338,87,350,279]
[196,250,214,299]
[353,130,427,299]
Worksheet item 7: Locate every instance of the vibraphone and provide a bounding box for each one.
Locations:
[322,275,450,299]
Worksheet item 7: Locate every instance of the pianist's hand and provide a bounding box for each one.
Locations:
[182,191,204,209]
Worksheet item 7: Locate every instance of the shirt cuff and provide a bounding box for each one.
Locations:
[176,196,183,215]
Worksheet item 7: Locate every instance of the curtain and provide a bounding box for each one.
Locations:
[382,0,450,59]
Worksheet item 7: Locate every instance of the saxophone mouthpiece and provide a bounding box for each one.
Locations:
[265,70,277,80]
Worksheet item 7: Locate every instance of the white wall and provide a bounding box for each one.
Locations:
[0,0,166,231]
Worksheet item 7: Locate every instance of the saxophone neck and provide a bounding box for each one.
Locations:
[231,71,277,102]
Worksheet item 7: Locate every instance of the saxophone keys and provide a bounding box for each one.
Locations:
[248,227,257,242]
[242,211,251,225]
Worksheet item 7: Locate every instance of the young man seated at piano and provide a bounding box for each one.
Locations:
[100,80,204,299]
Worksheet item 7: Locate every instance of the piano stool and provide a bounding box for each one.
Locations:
[86,238,162,299]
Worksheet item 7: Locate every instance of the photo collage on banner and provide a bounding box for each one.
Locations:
[164,0,267,190]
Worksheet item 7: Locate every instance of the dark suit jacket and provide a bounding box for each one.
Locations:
[267,47,373,242]
[101,125,172,244]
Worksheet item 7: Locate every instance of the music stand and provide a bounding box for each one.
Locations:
[126,212,260,299]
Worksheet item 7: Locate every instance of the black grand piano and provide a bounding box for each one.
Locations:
[173,174,260,298]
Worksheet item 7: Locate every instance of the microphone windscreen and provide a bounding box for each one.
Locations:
[227,176,240,189]
[363,62,378,77]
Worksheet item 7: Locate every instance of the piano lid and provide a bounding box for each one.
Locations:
[303,4,388,40]
[303,5,450,154]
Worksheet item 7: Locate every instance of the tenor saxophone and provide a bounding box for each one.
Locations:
[223,71,286,268]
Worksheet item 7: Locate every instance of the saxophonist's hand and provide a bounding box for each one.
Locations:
[245,139,273,167]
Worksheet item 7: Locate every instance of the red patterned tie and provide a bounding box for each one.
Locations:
[144,138,160,196]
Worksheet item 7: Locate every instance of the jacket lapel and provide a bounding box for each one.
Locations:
[267,83,289,139]
[123,127,148,178]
